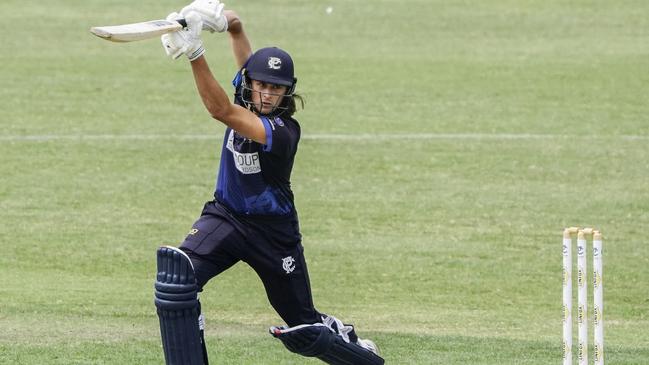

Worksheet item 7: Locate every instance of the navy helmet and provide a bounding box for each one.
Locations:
[246,47,297,90]
[236,47,299,117]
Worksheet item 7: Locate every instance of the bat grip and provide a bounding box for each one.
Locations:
[177,18,187,28]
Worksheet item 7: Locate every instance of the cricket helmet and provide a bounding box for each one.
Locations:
[246,47,297,89]
[237,47,298,117]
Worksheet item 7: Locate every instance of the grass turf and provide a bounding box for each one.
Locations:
[1,0,648,363]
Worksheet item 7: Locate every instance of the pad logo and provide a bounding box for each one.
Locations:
[188,228,199,235]
[268,57,282,70]
[282,256,296,274]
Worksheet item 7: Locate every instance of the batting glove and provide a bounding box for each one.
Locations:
[161,11,205,61]
[181,0,228,33]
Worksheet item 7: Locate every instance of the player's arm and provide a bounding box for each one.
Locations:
[190,56,266,144]
[162,7,264,143]
[223,10,252,69]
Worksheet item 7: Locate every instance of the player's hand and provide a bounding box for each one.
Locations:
[161,11,205,61]
[181,0,228,33]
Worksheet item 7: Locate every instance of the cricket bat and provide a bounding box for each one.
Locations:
[90,18,187,42]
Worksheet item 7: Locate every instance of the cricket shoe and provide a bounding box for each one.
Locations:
[357,338,380,355]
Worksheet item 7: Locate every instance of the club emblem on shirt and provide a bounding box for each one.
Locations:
[282,256,296,274]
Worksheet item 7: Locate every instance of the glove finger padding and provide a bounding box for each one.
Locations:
[161,33,187,59]
[185,11,204,38]
[181,0,228,33]
[161,11,187,59]
[183,11,206,60]
[161,11,205,61]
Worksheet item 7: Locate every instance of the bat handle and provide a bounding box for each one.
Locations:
[176,18,187,28]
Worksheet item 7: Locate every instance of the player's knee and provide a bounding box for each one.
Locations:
[175,246,210,290]
[155,246,199,309]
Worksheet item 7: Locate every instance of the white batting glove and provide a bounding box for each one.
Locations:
[161,11,205,61]
[181,0,228,33]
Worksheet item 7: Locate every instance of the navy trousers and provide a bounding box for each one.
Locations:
[179,201,320,326]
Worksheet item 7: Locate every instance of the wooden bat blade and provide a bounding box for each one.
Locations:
[90,19,186,42]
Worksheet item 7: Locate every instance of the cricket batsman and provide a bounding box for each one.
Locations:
[152,1,385,364]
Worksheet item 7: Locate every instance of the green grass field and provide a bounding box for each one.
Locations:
[1,0,648,363]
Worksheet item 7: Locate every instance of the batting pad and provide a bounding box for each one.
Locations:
[270,324,385,365]
[155,246,206,365]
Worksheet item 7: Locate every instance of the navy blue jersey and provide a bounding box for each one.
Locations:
[215,116,299,215]
[213,110,302,243]
[211,69,302,243]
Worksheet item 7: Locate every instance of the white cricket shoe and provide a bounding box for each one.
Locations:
[357,338,380,355]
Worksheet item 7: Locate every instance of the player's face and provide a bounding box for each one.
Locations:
[250,80,287,114]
